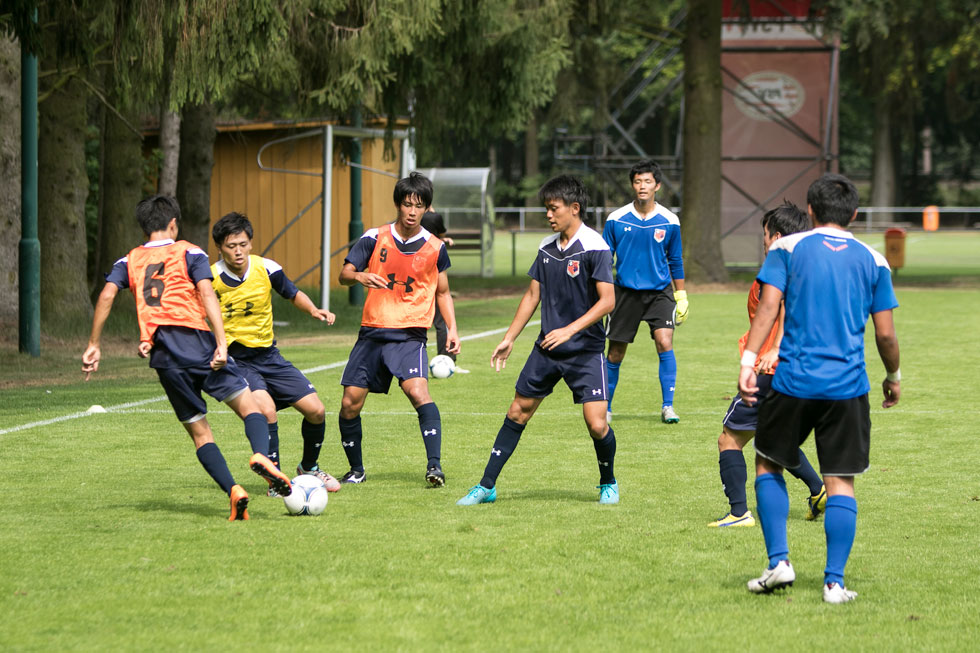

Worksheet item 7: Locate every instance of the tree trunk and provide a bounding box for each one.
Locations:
[38,67,93,331]
[870,99,897,224]
[524,113,540,208]
[158,105,181,196]
[176,102,216,249]
[97,95,145,294]
[681,0,727,282]
[0,34,21,326]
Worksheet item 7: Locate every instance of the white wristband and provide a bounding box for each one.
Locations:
[885,369,901,383]
[740,350,758,368]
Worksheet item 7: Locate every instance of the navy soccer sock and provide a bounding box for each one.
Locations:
[719,449,748,516]
[824,495,858,586]
[267,421,280,469]
[243,412,270,455]
[755,472,790,567]
[339,415,364,472]
[416,402,442,467]
[480,417,525,489]
[592,427,616,485]
[658,350,677,407]
[606,360,621,410]
[195,442,235,494]
[300,418,325,471]
[786,449,824,496]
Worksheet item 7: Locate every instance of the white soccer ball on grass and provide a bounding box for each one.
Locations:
[429,354,456,379]
[283,475,328,516]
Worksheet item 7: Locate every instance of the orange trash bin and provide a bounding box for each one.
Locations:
[884,227,906,270]
[923,205,939,231]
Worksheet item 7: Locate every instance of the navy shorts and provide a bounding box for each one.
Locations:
[722,373,773,431]
[606,286,675,343]
[515,346,608,404]
[755,390,871,476]
[341,337,428,394]
[233,347,316,411]
[156,360,249,422]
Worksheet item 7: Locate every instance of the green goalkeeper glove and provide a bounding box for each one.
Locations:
[673,289,689,325]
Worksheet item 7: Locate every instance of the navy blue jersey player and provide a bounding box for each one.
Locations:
[457,175,618,506]
[602,160,687,424]
[738,174,901,604]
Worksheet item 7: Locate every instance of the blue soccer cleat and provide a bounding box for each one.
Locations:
[598,482,619,504]
[457,484,496,505]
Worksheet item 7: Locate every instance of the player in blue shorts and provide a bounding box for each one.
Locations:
[738,174,901,603]
[337,172,460,487]
[211,212,342,496]
[602,160,687,424]
[82,195,292,520]
[457,175,618,506]
[709,202,826,528]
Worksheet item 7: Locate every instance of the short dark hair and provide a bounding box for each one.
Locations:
[629,159,663,184]
[394,172,433,208]
[761,200,809,237]
[539,174,589,217]
[806,173,859,227]
[212,212,254,246]
[135,195,180,236]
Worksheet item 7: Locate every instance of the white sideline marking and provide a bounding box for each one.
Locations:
[0,322,538,435]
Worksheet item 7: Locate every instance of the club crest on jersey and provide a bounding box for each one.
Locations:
[654,228,666,243]
[566,260,580,278]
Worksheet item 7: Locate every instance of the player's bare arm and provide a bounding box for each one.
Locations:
[339,262,388,289]
[435,270,461,355]
[197,279,228,370]
[492,280,541,371]
[872,309,901,408]
[540,280,615,351]
[756,302,786,374]
[738,284,783,402]
[293,290,335,324]
[82,282,119,380]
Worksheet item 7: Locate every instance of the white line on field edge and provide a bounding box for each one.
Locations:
[0,322,538,435]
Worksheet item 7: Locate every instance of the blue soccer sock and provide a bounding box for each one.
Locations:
[480,416,525,489]
[267,421,280,469]
[339,415,364,472]
[658,350,677,408]
[300,418,325,471]
[755,472,790,567]
[416,402,442,467]
[592,427,616,485]
[786,449,824,496]
[824,495,858,586]
[195,442,235,494]
[719,449,748,517]
[243,412,270,455]
[606,360,621,410]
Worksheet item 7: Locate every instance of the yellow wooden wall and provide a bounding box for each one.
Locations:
[208,126,404,290]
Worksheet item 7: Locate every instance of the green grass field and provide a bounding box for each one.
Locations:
[2,280,979,649]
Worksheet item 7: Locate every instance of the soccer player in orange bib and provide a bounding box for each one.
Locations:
[82,195,293,520]
[337,172,460,487]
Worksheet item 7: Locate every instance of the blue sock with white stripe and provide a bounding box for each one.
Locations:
[719,450,748,517]
[339,415,364,472]
[606,360,621,410]
[480,417,524,489]
[592,427,616,485]
[267,421,280,469]
[658,350,677,407]
[755,472,790,567]
[824,495,858,586]
[416,402,442,467]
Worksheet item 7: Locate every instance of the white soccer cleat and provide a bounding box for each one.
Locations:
[453,366,471,374]
[747,560,795,593]
[661,405,680,424]
[823,582,858,604]
[606,410,613,423]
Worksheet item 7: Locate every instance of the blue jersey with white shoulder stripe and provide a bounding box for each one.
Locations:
[527,224,614,356]
[758,227,898,400]
[602,202,684,291]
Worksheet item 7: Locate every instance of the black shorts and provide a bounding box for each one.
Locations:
[722,373,773,431]
[156,361,249,423]
[754,390,871,476]
[606,286,675,343]
[515,347,608,404]
[341,338,427,394]
[234,347,317,411]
